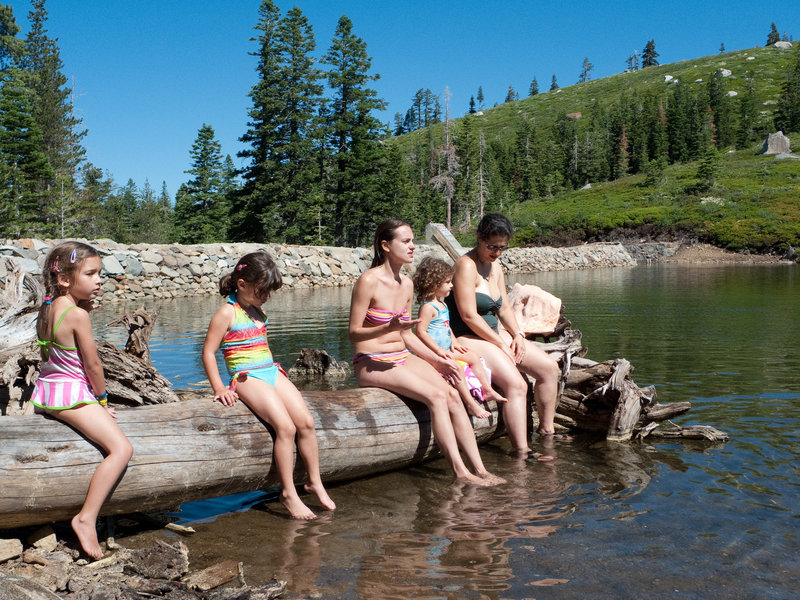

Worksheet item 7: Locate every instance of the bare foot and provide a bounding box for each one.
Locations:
[71,514,103,560]
[456,472,495,487]
[465,400,491,419]
[476,470,507,485]
[510,446,531,459]
[483,387,508,404]
[304,483,336,511]
[280,492,316,520]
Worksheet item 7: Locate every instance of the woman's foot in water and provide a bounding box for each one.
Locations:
[476,470,507,485]
[71,514,104,560]
[280,490,316,520]
[304,483,336,512]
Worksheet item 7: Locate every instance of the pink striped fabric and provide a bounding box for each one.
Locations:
[30,346,97,411]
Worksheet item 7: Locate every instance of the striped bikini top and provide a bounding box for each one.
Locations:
[219,294,274,377]
[36,305,88,383]
[364,306,411,326]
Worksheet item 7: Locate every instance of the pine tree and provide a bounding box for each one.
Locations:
[322,15,386,246]
[738,73,760,147]
[766,22,780,46]
[641,40,659,67]
[233,0,283,242]
[529,76,539,96]
[578,57,593,83]
[20,0,86,234]
[550,74,559,91]
[477,86,484,111]
[77,163,113,239]
[173,124,227,243]
[0,66,53,237]
[504,85,518,103]
[0,5,24,72]
[468,95,476,114]
[707,70,736,148]
[775,48,800,134]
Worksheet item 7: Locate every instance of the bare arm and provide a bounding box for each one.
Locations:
[202,305,238,405]
[494,269,527,361]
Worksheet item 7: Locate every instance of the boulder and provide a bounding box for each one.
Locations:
[759,132,791,155]
[774,41,793,49]
[0,573,61,600]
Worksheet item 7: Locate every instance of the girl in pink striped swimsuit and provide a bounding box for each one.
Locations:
[30,242,133,560]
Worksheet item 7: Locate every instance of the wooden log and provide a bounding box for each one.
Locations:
[0,388,505,529]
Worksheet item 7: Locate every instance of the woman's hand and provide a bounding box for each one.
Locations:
[436,357,462,383]
[388,315,420,332]
[510,334,527,364]
[213,388,239,406]
[104,405,118,418]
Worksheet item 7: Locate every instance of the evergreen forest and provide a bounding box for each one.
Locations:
[1,1,799,252]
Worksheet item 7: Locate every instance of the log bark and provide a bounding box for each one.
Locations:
[0,388,505,529]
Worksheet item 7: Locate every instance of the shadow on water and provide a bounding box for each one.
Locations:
[100,264,800,599]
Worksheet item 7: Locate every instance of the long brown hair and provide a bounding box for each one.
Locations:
[36,241,100,356]
[370,218,410,269]
[219,251,282,298]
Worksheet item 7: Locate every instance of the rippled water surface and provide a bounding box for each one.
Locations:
[94,264,800,599]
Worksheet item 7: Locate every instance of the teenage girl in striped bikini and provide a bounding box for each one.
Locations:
[202,251,335,519]
[349,219,505,486]
[31,241,134,559]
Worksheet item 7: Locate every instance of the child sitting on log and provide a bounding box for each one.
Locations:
[202,251,336,519]
[30,241,134,559]
[413,256,507,419]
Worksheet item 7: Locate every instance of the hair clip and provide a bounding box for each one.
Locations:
[50,260,60,272]
[236,264,247,271]
[69,249,77,263]
[44,296,52,305]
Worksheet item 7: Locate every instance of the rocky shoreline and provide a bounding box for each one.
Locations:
[2,238,647,304]
[3,238,792,305]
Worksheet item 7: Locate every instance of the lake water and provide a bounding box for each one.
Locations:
[94,263,800,599]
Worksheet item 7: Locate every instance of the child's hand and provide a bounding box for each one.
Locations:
[213,388,239,406]
[436,348,454,360]
[451,341,467,354]
[104,405,118,418]
[77,298,97,312]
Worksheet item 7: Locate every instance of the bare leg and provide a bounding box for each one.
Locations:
[518,340,560,435]
[453,376,491,418]
[454,337,531,455]
[236,378,315,520]
[272,374,336,511]
[53,404,133,559]
[355,355,502,486]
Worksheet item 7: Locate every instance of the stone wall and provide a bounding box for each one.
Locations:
[1,238,641,303]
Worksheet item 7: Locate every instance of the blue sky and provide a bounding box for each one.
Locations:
[12,0,799,198]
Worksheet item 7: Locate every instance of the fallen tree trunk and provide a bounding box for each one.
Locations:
[0,388,505,529]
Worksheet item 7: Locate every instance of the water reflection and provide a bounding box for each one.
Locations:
[106,264,800,599]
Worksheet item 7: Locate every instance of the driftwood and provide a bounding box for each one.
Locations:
[0,388,505,529]
[0,286,728,529]
[106,307,159,362]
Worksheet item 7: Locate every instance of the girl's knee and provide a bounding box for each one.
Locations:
[295,412,316,435]
[274,421,298,440]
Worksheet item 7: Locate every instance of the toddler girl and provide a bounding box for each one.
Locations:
[202,251,335,519]
[30,241,133,559]
[413,256,507,418]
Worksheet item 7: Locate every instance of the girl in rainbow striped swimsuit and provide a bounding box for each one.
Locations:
[202,252,335,520]
[30,241,133,559]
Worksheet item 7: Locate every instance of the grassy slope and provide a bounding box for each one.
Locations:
[394,45,799,253]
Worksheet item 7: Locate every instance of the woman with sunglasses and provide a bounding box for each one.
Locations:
[445,213,560,456]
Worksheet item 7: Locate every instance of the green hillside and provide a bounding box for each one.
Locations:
[391,44,800,253]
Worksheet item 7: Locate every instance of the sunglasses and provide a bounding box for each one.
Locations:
[482,241,508,252]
